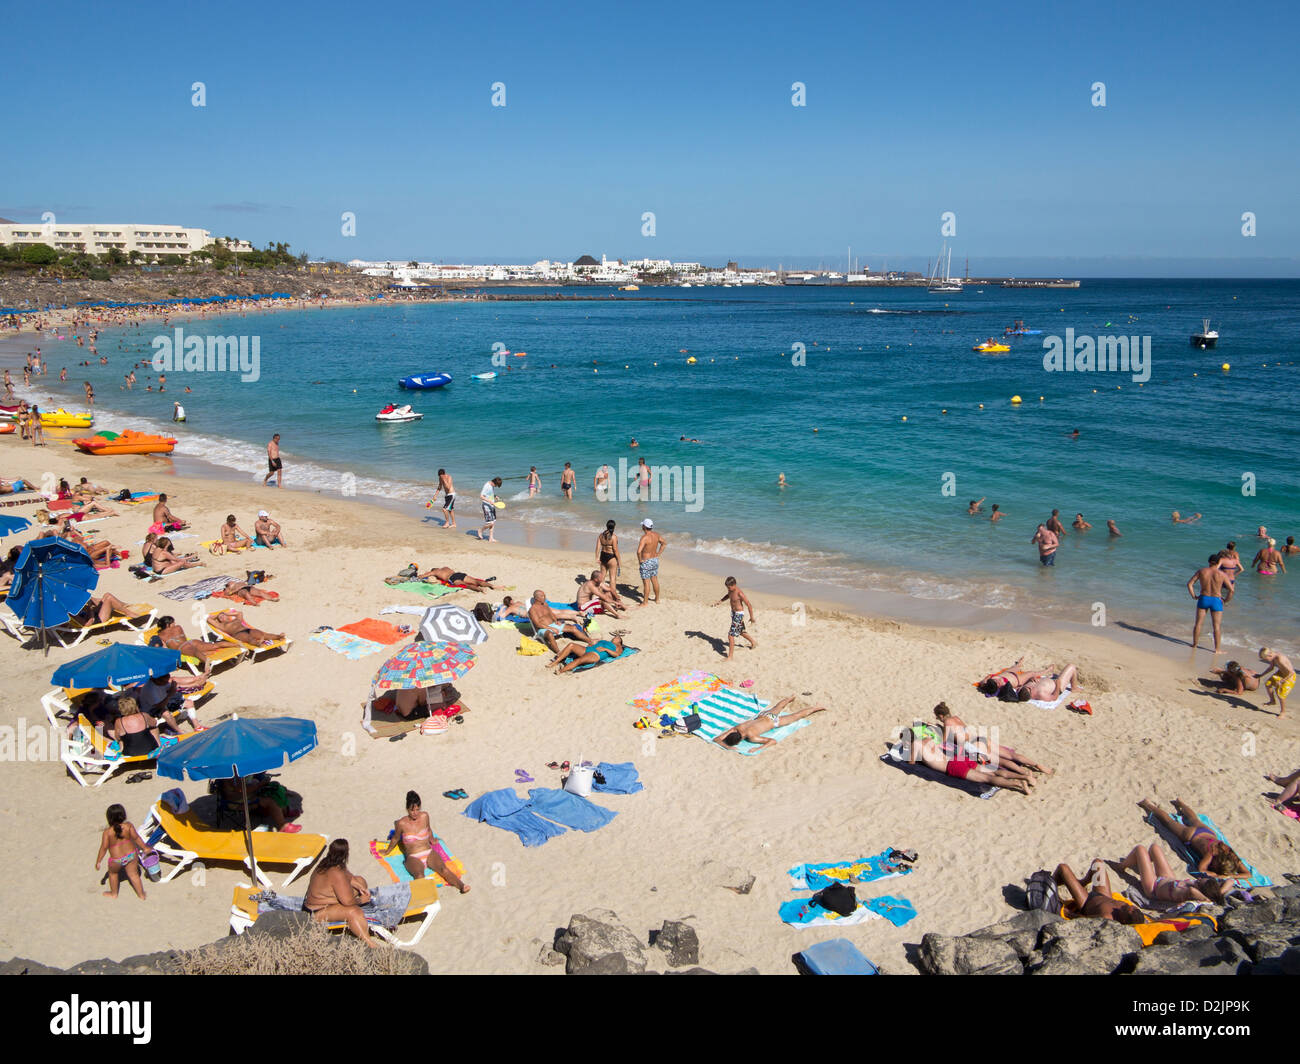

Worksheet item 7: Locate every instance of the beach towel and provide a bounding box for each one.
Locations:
[379,605,427,618]
[137,532,194,546]
[463,788,567,848]
[591,761,643,795]
[690,687,813,754]
[368,837,466,888]
[882,746,999,799]
[525,788,618,832]
[1147,810,1272,888]
[256,882,411,930]
[388,580,460,600]
[518,635,549,656]
[1028,685,1074,710]
[629,670,728,716]
[311,629,386,660]
[779,893,917,928]
[159,575,239,602]
[570,645,639,672]
[788,851,912,892]
[337,618,408,644]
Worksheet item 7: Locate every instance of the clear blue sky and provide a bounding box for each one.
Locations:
[4,0,1298,274]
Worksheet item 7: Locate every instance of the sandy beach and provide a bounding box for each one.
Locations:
[1,424,1297,974]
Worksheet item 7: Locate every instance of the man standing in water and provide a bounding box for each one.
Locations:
[635,518,665,607]
[560,462,576,500]
[263,433,282,487]
[1046,509,1067,536]
[437,468,456,529]
[1031,523,1059,566]
[1188,553,1234,653]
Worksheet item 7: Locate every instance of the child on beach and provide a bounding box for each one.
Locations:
[715,576,756,659]
[94,804,153,900]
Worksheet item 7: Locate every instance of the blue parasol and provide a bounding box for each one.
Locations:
[0,514,32,537]
[6,536,98,654]
[51,643,182,689]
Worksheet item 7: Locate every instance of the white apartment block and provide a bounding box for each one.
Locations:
[0,221,214,257]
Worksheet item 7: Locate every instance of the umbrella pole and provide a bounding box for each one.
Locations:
[240,775,260,887]
[39,565,48,658]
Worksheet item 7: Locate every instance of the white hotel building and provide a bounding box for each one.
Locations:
[0,221,214,258]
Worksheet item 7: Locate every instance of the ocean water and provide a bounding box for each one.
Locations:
[19,280,1300,650]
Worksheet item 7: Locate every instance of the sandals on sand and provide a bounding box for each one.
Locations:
[442,789,468,800]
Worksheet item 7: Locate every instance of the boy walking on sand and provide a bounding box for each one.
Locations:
[715,576,756,659]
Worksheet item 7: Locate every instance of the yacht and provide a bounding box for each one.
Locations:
[1190,319,1218,348]
[928,242,961,293]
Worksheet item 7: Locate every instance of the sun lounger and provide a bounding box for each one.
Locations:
[60,714,195,787]
[136,624,248,674]
[145,803,327,887]
[201,611,292,661]
[228,877,440,947]
[47,602,156,648]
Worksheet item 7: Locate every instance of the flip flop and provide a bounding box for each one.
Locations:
[280,823,302,833]
[443,789,468,800]
[514,769,534,783]
[546,761,561,770]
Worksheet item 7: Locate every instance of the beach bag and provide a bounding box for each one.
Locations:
[396,563,418,580]
[673,713,702,734]
[246,570,266,586]
[139,849,162,882]
[1025,869,1059,912]
[472,602,494,623]
[812,883,858,917]
[112,488,131,501]
[563,762,595,797]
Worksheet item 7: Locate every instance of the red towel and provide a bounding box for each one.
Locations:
[338,618,407,644]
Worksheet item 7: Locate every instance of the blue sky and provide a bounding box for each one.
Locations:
[3,0,1298,274]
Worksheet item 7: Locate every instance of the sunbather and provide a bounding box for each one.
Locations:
[147,535,201,574]
[1017,663,1079,703]
[1266,768,1300,811]
[932,702,1052,774]
[1053,860,1148,924]
[0,545,19,593]
[302,839,380,947]
[1138,797,1250,880]
[69,592,136,627]
[382,790,469,892]
[153,615,244,663]
[210,514,252,555]
[219,579,279,605]
[0,477,35,495]
[216,774,300,832]
[550,635,627,674]
[95,803,154,901]
[528,591,591,652]
[975,655,1055,697]
[893,728,1032,793]
[417,566,497,590]
[253,510,285,548]
[494,596,528,621]
[713,695,827,747]
[1113,842,1223,905]
[209,608,284,647]
[578,570,625,615]
[128,671,209,734]
[111,696,160,757]
[151,493,188,530]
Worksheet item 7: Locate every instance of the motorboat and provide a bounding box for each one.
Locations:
[1191,319,1218,348]
[973,339,1011,353]
[397,373,452,389]
[376,404,423,423]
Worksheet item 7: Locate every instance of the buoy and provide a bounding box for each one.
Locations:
[1193,373,1198,377]
[978,403,984,409]
[813,428,819,433]
[686,356,697,363]
[901,416,908,421]
[1222,363,1230,371]
[1011,395,1022,404]
[1039,396,1044,401]
[941,409,948,414]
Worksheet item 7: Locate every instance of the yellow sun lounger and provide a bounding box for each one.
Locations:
[146,803,327,888]
[228,878,441,947]
[42,680,215,729]
[61,714,196,787]
[201,611,292,661]
[136,625,249,674]
[48,603,157,648]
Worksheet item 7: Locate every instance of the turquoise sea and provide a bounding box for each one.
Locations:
[20,280,1300,651]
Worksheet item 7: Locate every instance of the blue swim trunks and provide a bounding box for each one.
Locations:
[1039,552,1056,566]
[1197,594,1223,612]
[639,557,660,579]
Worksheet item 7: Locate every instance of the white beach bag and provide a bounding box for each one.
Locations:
[563,759,595,797]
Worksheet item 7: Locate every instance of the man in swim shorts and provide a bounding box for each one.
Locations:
[1258,647,1295,718]
[1187,553,1234,653]
[263,433,282,487]
[715,575,756,659]
[418,565,497,591]
[1031,523,1059,566]
[895,729,1031,793]
[635,519,665,607]
[528,591,592,653]
[479,477,502,541]
[436,469,456,529]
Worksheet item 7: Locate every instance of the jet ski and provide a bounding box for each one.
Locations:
[375,403,423,423]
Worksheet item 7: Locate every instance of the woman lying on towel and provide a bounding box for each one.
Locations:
[382,790,469,892]
[1054,860,1149,924]
[932,702,1052,775]
[43,518,126,568]
[713,695,827,747]
[1113,842,1228,905]
[302,840,379,947]
[894,728,1033,793]
[1138,797,1250,880]
[416,565,497,590]
[550,635,627,674]
[216,579,279,605]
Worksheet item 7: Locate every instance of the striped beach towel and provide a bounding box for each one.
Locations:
[691,687,811,755]
[159,574,240,601]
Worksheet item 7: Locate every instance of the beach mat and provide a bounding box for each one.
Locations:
[1147,810,1272,888]
[368,838,466,888]
[570,646,638,672]
[159,575,240,602]
[881,748,999,799]
[337,618,409,644]
[692,687,811,755]
[779,893,917,929]
[310,629,386,659]
[788,852,913,892]
[629,671,727,716]
[388,580,461,599]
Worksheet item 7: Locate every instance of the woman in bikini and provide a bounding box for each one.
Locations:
[1139,797,1251,881]
[975,655,1053,698]
[596,520,621,593]
[209,608,284,647]
[1251,539,1286,576]
[95,803,154,900]
[1113,842,1225,906]
[149,536,201,574]
[154,616,244,664]
[1054,859,1148,924]
[219,580,279,605]
[712,695,828,748]
[1017,663,1080,703]
[382,791,469,892]
[301,840,379,947]
[1209,660,1260,694]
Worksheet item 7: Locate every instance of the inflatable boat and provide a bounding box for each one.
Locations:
[74,430,177,455]
[39,409,95,428]
[973,340,1011,353]
[398,373,451,390]
[376,404,423,423]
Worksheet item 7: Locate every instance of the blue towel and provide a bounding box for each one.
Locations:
[788,852,910,891]
[592,761,644,794]
[464,788,567,848]
[778,893,918,928]
[571,646,639,672]
[526,788,618,832]
[1147,810,1272,888]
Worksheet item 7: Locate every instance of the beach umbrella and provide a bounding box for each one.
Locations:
[0,514,32,537]
[418,604,488,645]
[6,537,97,655]
[372,640,476,691]
[51,643,181,689]
[156,715,317,885]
